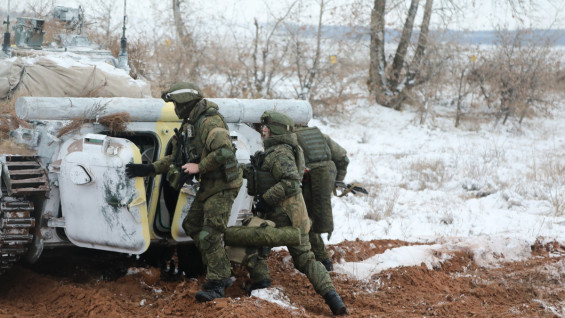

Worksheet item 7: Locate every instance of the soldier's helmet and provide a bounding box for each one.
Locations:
[161,82,203,119]
[260,111,294,135]
[161,82,203,104]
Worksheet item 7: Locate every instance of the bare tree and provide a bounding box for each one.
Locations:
[170,0,203,82]
[389,0,419,90]
[287,0,326,100]
[88,0,120,50]
[172,0,195,51]
[21,0,55,18]
[368,0,435,110]
[248,1,297,97]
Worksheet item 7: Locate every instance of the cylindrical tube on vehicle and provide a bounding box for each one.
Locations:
[15,97,312,125]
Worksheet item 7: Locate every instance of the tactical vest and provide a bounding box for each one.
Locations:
[187,106,222,164]
[168,104,239,189]
[194,107,240,183]
[295,127,331,165]
[247,144,304,196]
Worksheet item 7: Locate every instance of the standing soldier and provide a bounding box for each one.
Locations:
[245,110,347,316]
[125,82,242,302]
[296,125,349,271]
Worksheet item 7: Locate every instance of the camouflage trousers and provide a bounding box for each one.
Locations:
[247,207,335,297]
[182,188,239,282]
[309,231,330,262]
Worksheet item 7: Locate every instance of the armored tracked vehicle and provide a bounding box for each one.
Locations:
[0,96,312,275]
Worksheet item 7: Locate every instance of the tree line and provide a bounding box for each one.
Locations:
[17,0,565,127]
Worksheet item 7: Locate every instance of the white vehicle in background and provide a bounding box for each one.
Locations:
[0,96,312,275]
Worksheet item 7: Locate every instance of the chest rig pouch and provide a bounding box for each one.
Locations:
[246,150,277,196]
[166,121,197,190]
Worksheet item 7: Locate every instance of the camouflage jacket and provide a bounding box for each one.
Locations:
[153,99,242,200]
[323,133,349,182]
[258,133,310,233]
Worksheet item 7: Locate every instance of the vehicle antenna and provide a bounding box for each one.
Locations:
[2,0,11,57]
[118,0,130,72]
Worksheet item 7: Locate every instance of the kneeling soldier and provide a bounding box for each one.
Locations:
[244,111,347,316]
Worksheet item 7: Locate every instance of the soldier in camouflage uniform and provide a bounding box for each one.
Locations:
[245,111,347,316]
[125,82,242,302]
[296,125,349,271]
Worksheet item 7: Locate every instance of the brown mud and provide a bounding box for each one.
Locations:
[0,239,564,317]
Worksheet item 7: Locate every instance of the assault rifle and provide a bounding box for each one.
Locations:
[171,125,196,187]
[335,181,368,197]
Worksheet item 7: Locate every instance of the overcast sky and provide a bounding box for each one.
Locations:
[7,0,565,38]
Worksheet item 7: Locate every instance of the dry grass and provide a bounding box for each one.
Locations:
[0,97,31,141]
[57,112,132,138]
[0,140,36,156]
[98,112,132,135]
[408,158,449,188]
[0,117,9,140]
[56,118,89,138]
[364,185,398,222]
[0,98,15,114]
[537,157,565,216]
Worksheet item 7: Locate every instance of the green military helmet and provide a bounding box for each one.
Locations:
[260,111,294,135]
[161,82,203,103]
[161,82,203,119]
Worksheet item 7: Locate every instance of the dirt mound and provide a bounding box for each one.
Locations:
[0,240,563,317]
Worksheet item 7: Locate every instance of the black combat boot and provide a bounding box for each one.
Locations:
[323,290,347,315]
[195,278,232,302]
[321,258,334,271]
[245,278,271,295]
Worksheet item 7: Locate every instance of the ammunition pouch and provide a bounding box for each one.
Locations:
[246,167,277,196]
[166,164,184,190]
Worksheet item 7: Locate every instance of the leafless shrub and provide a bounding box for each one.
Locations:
[468,29,561,126]
[383,187,399,218]
[408,158,449,188]
[401,36,454,125]
[531,156,565,216]
[364,185,398,222]
[547,188,565,217]
[311,51,368,116]
[126,37,152,80]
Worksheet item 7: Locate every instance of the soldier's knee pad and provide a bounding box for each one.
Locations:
[198,227,221,252]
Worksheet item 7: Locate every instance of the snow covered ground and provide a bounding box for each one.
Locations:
[253,99,565,305]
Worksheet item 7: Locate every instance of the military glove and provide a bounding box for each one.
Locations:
[254,196,270,214]
[125,163,155,178]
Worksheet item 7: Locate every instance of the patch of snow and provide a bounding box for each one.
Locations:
[251,287,298,310]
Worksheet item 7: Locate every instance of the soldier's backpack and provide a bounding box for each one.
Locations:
[295,127,331,165]
[295,127,336,234]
